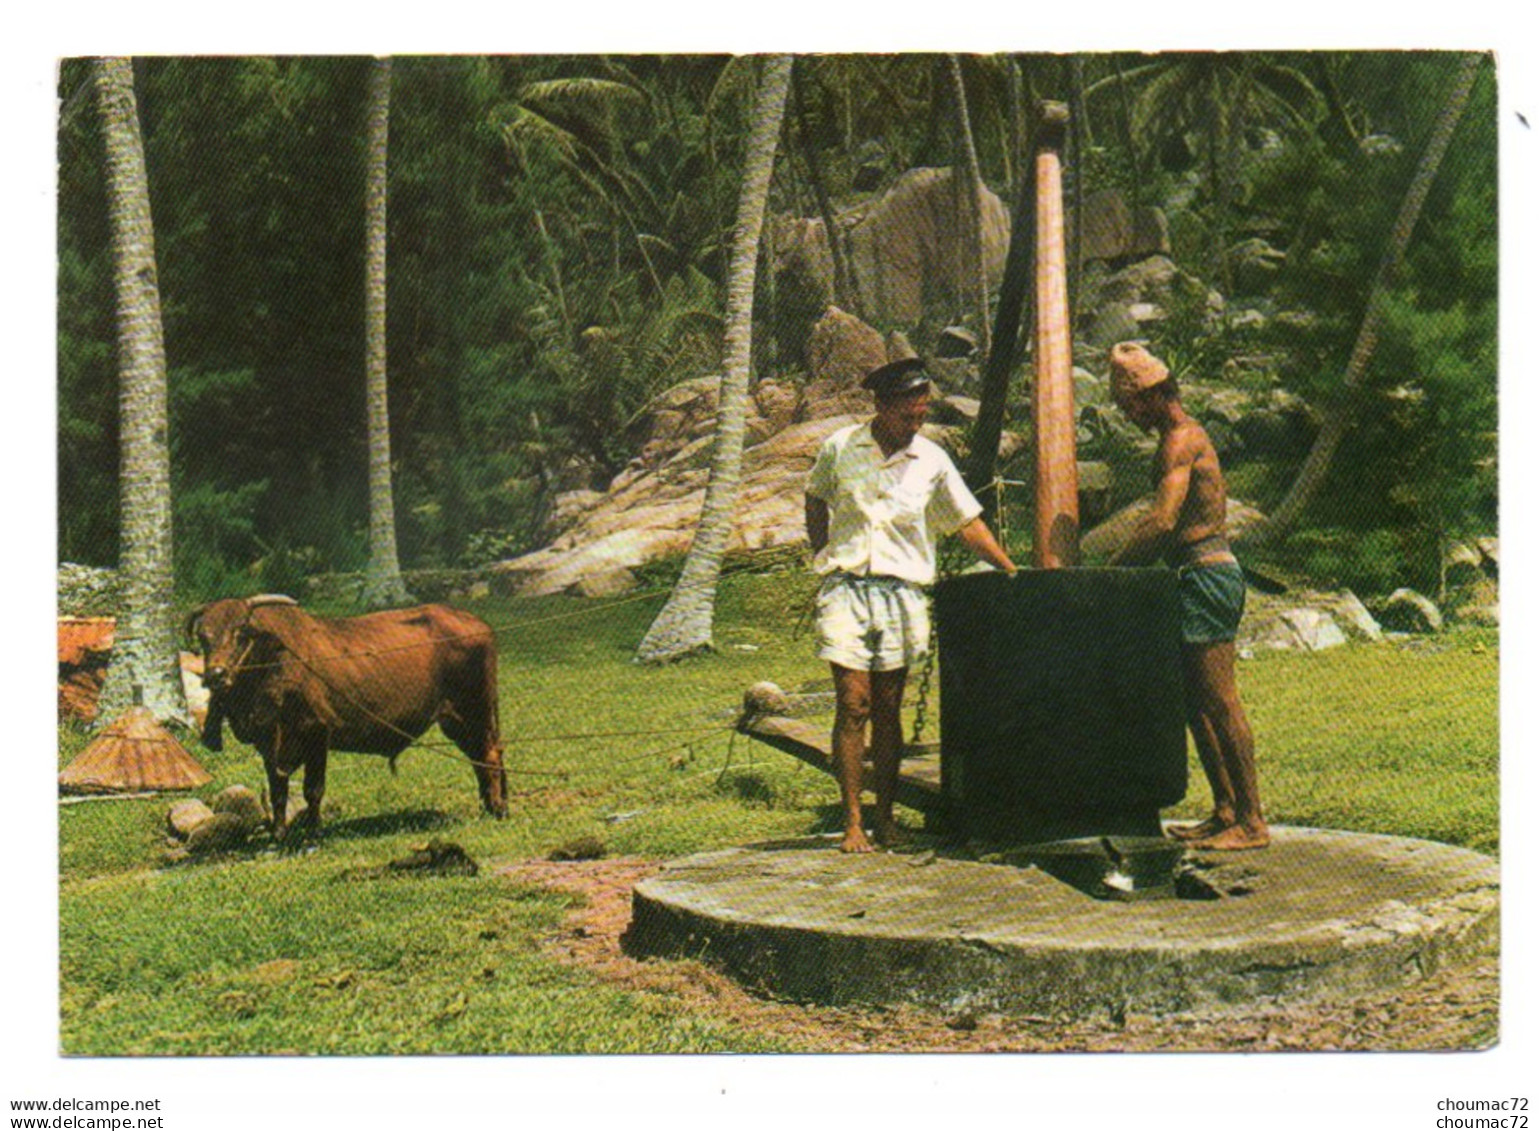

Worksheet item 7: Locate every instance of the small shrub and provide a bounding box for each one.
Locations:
[1282,526,1409,596]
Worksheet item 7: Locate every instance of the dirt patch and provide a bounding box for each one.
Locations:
[495,856,1499,1053]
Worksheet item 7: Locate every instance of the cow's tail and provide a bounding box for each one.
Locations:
[484,638,502,754]
[482,629,507,816]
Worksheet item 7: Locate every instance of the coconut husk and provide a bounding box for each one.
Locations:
[59,706,212,794]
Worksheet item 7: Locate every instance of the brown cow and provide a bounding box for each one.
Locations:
[186,595,507,838]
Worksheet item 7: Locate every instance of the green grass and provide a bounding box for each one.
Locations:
[57,572,1499,1054]
[1218,633,1500,853]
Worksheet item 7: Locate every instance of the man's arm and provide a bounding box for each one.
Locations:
[1110,433,1195,567]
[805,494,830,555]
[957,516,1017,573]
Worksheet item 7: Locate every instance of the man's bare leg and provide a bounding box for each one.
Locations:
[1185,643,1268,850]
[867,668,909,846]
[831,665,876,853]
[1168,689,1236,841]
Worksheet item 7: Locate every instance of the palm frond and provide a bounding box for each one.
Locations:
[1250,64,1328,131]
[491,103,582,167]
[517,77,651,144]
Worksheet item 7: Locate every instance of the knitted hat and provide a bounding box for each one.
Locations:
[1108,342,1170,400]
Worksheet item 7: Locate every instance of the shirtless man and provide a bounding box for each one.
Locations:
[1107,342,1268,851]
[806,357,1017,853]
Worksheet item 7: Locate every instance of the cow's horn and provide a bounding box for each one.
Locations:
[183,604,210,645]
[247,593,299,608]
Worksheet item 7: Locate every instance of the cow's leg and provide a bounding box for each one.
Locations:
[263,751,291,841]
[295,734,328,837]
[439,703,507,819]
[477,739,508,819]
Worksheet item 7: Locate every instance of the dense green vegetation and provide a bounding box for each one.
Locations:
[57,53,1497,602]
[56,570,1498,1053]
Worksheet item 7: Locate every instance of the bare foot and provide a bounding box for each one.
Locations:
[839,827,877,854]
[872,817,907,848]
[1190,822,1270,851]
[1167,815,1230,841]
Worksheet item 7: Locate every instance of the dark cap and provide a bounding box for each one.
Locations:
[861,357,932,398]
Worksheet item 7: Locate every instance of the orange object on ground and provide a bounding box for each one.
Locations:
[57,617,115,722]
[58,705,212,794]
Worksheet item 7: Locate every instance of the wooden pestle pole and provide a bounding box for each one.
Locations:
[1031,101,1080,569]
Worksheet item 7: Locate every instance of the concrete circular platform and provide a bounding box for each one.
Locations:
[623,827,1499,1018]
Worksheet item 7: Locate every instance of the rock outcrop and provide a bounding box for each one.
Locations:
[771,167,1010,337]
[1239,589,1382,654]
[1080,498,1271,563]
[1079,189,1171,265]
[1375,588,1445,634]
[1078,254,1223,349]
[494,412,867,597]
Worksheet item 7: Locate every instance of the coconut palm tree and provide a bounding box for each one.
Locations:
[790,57,861,319]
[91,57,187,725]
[967,58,1037,520]
[361,56,413,609]
[1085,53,1325,289]
[947,54,991,360]
[635,54,792,663]
[1261,52,1485,538]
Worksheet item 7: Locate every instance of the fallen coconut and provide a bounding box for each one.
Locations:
[742,681,791,719]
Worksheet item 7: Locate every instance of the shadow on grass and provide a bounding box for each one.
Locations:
[157,808,462,870]
[717,772,778,808]
[313,807,457,842]
[738,803,956,856]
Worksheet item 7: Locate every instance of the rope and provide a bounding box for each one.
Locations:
[194,481,1018,769]
[239,615,733,780]
[213,556,806,675]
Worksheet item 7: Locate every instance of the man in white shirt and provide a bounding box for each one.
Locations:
[805,358,1017,853]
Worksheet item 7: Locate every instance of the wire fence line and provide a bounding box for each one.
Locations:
[194,552,814,674]
[129,483,1021,816]
[185,476,1023,676]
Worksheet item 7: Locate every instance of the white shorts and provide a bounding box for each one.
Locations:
[815,574,932,673]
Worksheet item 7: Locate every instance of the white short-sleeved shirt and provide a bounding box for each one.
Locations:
[806,422,983,586]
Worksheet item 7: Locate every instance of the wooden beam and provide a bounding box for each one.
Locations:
[1032,100,1080,568]
[737,714,946,815]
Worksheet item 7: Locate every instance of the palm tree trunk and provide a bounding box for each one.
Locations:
[1006,55,1028,199]
[948,55,992,361]
[1070,55,1090,322]
[792,59,861,318]
[361,56,413,609]
[92,57,187,727]
[1111,57,1143,204]
[1205,71,1235,298]
[966,64,1037,522]
[1261,53,1483,539]
[636,55,792,663]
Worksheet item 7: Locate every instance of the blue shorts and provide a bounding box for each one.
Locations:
[1178,561,1246,645]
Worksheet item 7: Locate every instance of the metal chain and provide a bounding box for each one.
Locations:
[909,477,1009,746]
[909,640,936,744]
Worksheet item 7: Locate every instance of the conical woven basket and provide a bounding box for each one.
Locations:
[59,706,212,794]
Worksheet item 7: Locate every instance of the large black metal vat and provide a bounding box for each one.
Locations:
[934,568,1187,842]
